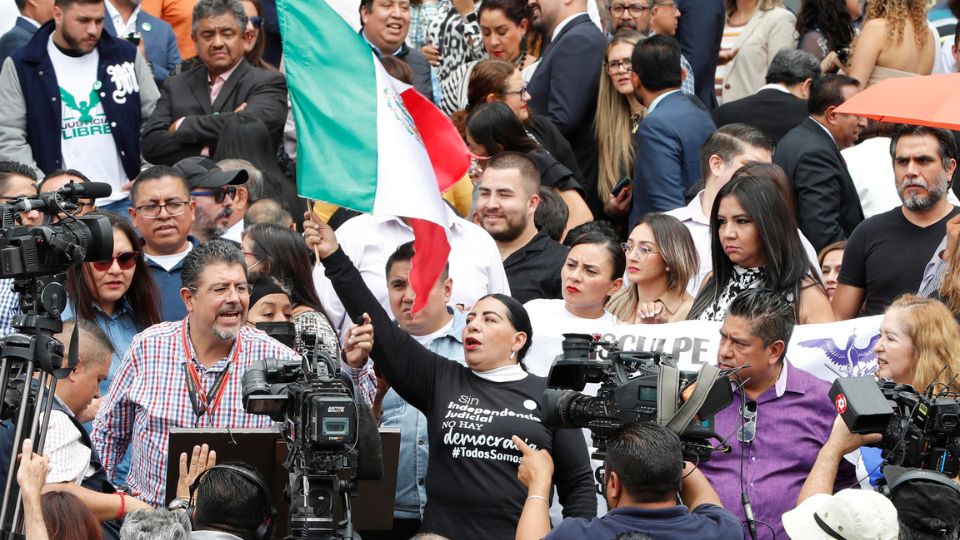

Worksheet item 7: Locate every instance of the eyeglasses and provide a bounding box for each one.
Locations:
[654,0,678,9]
[619,242,659,258]
[191,187,238,204]
[610,4,648,16]
[190,282,252,299]
[91,251,140,271]
[500,86,528,97]
[605,60,633,74]
[737,400,758,444]
[134,200,190,218]
[250,15,263,28]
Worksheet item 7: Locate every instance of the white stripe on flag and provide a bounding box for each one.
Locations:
[371,59,451,231]
[324,0,361,32]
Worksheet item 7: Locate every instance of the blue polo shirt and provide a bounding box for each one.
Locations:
[143,237,199,322]
[546,504,743,540]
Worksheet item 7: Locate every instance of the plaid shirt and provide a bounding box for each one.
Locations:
[0,279,20,338]
[92,318,299,507]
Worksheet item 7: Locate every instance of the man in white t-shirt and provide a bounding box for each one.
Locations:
[0,0,159,217]
[129,165,198,322]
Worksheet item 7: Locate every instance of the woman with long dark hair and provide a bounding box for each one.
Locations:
[63,213,161,484]
[65,212,162,388]
[458,59,580,182]
[305,217,597,540]
[795,0,861,61]
[687,175,834,323]
[41,491,102,540]
[466,102,592,234]
[212,114,303,222]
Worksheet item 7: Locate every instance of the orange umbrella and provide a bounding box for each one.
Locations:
[834,73,960,130]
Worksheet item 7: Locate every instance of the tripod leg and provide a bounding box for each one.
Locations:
[0,360,35,533]
[9,371,53,535]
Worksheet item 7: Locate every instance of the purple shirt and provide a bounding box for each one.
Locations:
[697,361,858,540]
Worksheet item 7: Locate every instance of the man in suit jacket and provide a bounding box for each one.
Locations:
[528,0,606,215]
[0,0,53,67]
[676,0,722,110]
[141,0,286,166]
[774,74,866,252]
[629,34,715,229]
[103,0,181,85]
[713,49,819,143]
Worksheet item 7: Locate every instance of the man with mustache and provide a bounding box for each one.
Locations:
[835,124,960,318]
[176,156,248,243]
[93,239,300,508]
[0,0,159,216]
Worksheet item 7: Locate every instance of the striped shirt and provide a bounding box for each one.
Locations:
[92,318,299,507]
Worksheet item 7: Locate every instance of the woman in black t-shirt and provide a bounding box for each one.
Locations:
[306,218,597,540]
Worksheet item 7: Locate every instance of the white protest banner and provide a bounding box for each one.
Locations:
[525,315,884,385]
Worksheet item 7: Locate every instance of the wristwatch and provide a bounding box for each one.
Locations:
[167,498,191,511]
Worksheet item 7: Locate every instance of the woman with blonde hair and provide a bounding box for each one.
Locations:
[608,214,699,324]
[831,0,936,86]
[875,295,960,396]
[594,31,644,232]
[716,0,797,104]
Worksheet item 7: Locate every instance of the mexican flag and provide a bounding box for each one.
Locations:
[278,0,471,313]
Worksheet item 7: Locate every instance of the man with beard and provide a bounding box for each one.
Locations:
[476,152,569,304]
[527,0,607,215]
[93,239,299,507]
[607,0,651,35]
[0,0,159,216]
[175,156,248,243]
[833,124,960,318]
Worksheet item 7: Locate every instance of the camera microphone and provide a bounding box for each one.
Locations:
[57,181,112,200]
[742,492,758,540]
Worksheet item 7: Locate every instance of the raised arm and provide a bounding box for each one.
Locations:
[307,216,458,413]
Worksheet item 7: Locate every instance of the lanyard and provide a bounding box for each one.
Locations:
[181,318,242,420]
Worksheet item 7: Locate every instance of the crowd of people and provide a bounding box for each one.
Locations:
[0,0,959,538]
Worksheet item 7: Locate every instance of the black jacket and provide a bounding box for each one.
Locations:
[141,58,288,165]
[774,118,864,251]
[712,87,808,143]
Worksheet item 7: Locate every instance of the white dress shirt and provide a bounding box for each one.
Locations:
[313,207,511,338]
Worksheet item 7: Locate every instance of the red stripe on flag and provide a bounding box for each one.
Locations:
[407,217,450,314]
[399,88,471,193]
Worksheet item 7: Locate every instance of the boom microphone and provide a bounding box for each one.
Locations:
[57,181,112,200]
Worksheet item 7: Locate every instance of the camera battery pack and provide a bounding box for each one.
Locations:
[829,377,893,434]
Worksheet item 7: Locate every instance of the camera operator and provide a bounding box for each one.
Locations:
[0,319,152,539]
[188,462,275,540]
[696,288,857,539]
[512,422,742,539]
[0,160,42,338]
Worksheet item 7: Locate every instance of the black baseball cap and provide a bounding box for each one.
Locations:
[174,156,248,190]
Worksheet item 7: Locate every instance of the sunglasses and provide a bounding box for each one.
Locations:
[92,251,140,271]
[250,16,263,28]
[737,400,758,444]
[191,187,237,204]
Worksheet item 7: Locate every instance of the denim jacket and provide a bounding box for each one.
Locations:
[380,309,466,519]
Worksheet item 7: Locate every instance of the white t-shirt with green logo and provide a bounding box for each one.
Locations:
[48,36,127,204]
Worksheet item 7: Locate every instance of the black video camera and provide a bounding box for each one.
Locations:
[540,334,733,462]
[241,328,362,537]
[0,184,113,279]
[831,377,960,477]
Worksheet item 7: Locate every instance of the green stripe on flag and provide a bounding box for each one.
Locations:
[278,0,379,212]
